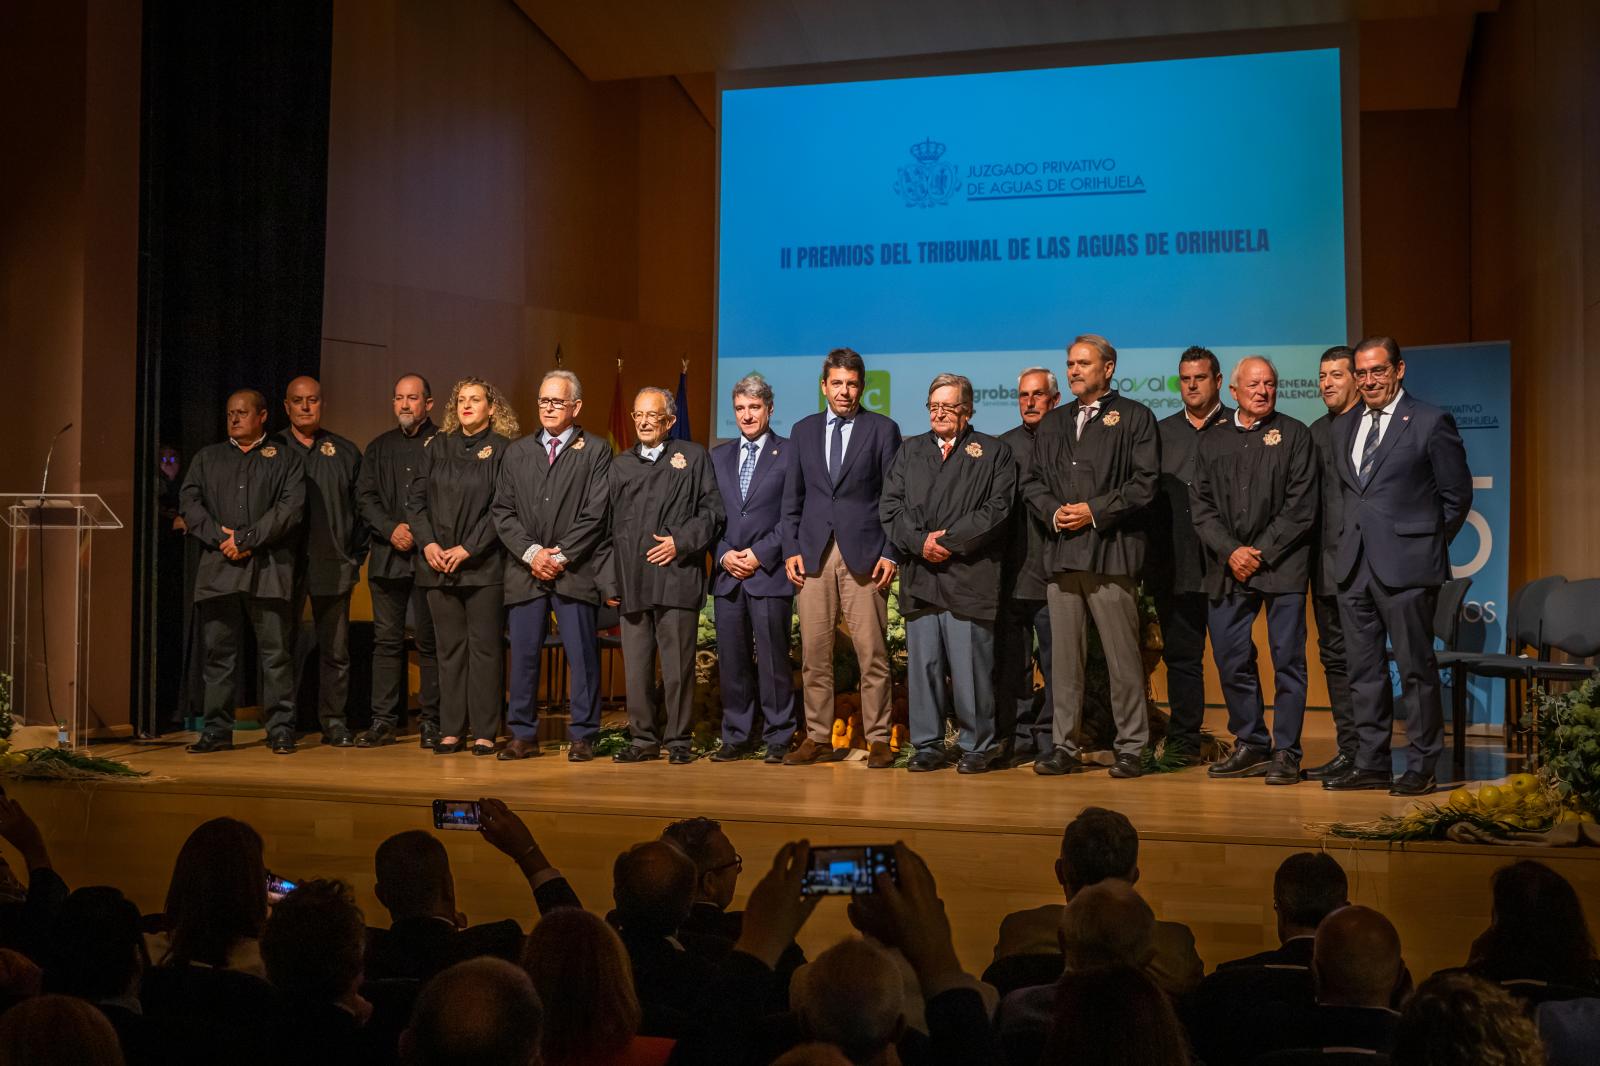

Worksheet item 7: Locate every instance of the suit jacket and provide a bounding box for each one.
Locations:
[179,439,306,602]
[1217,935,1315,970]
[711,433,794,598]
[1145,405,1232,596]
[1331,391,1472,589]
[1022,393,1160,578]
[357,418,437,581]
[492,426,612,606]
[1308,411,1347,597]
[998,422,1054,602]
[782,408,903,574]
[880,427,1016,621]
[602,439,724,611]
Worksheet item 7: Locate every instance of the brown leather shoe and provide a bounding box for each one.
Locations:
[867,741,895,769]
[496,738,542,761]
[782,737,835,765]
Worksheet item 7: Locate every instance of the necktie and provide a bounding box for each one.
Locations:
[939,439,952,462]
[548,438,559,466]
[828,417,846,483]
[739,441,758,499]
[1358,408,1384,484]
[1076,404,1100,440]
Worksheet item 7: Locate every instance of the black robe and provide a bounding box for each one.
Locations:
[492,426,613,607]
[1145,405,1232,597]
[1189,410,1317,597]
[276,428,367,596]
[357,417,437,582]
[179,438,305,602]
[405,426,510,589]
[1021,392,1160,579]
[880,427,1015,621]
[998,422,1052,603]
[601,439,723,611]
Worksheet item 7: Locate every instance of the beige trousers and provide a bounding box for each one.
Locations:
[795,539,892,743]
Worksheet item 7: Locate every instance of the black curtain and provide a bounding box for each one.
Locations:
[132,0,334,733]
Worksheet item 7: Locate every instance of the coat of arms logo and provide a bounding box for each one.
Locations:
[319,440,337,457]
[894,138,960,208]
[1101,410,1121,427]
[1262,428,1283,446]
[477,444,494,459]
[670,452,688,470]
[259,445,277,458]
[965,441,983,458]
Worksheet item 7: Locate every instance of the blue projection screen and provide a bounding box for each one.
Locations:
[715,47,1349,437]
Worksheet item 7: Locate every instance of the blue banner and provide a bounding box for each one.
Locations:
[1404,342,1512,727]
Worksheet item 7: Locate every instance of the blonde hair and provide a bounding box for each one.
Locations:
[441,376,520,438]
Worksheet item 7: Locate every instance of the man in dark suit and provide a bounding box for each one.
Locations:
[1146,347,1231,763]
[995,368,1061,766]
[1324,336,1472,795]
[1216,852,1349,970]
[1021,334,1160,778]
[780,348,903,768]
[1191,356,1318,785]
[603,387,724,764]
[709,374,798,763]
[880,373,1016,773]
[491,370,611,763]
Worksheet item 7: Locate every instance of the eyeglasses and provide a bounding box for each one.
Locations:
[631,411,671,423]
[536,397,575,410]
[926,402,968,415]
[1353,365,1395,382]
[707,854,743,875]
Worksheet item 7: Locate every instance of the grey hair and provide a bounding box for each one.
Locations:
[635,386,677,420]
[927,373,973,409]
[730,373,774,406]
[1018,366,1060,397]
[792,939,906,1062]
[1231,354,1279,387]
[1071,333,1118,366]
[541,369,583,401]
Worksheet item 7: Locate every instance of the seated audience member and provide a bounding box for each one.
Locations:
[791,939,906,1065]
[1391,972,1545,1066]
[43,888,173,1066]
[401,957,544,1066]
[1220,852,1348,969]
[261,879,377,1064]
[661,817,806,976]
[366,798,579,982]
[1041,965,1191,1066]
[988,806,1201,996]
[1539,996,1600,1066]
[0,792,67,966]
[0,950,40,1016]
[773,1045,855,1066]
[523,907,674,1066]
[1464,859,1599,996]
[610,840,714,1036]
[0,994,125,1066]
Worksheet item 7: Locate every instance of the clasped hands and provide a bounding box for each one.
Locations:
[1052,502,1094,532]
[1228,545,1264,582]
[424,543,470,573]
[220,526,251,560]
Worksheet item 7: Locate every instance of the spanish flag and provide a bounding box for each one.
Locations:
[607,361,632,453]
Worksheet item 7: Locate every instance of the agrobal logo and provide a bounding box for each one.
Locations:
[894,138,959,208]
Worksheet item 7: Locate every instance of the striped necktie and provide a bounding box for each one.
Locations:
[1358,408,1384,485]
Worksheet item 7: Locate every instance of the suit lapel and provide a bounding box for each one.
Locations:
[744,434,782,501]
[834,413,869,486]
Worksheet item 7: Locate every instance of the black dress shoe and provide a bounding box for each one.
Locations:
[1208,745,1271,778]
[356,723,398,748]
[418,724,442,750]
[1389,770,1437,796]
[432,739,464,755]
[268,732,297,755]
[1322,767,1392,791]
[710,741,753,762]
[567,738,594,762]
[321,724,355,748]
[471,742,497,757]
[1303,751,1354,781]
[613,744,661,763]
[187,733,233,754]
[763,742,790,764]
[668,747,697,765]
[908,750,946,773]
[1108,753,1144,779]
[1264,751,1302,786]
[956,751,992,775]
[1033,747,1088,776]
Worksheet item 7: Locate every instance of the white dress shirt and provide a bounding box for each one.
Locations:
[1350,388,1406,469]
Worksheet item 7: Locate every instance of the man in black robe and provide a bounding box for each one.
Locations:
[1145,347,1231,763]
[277,376,367,747]
[492,369,612,762]
[602,387,724,764]
[179,389,306,753]
[355,373,441,748]
[881,374,1015,773]
[1190,355,1318,785]
[1022,334,1160,779]
[995,368,1061,766]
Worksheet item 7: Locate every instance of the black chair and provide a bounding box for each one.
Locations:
[1521,579,1600,747]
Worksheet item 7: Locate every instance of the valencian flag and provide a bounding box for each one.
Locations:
[671,358,692,441]
[607,359,632,452]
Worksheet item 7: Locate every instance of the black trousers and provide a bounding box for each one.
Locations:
[619,605,698,750]
[1154,589,1209,753]
[292,584,352,730]
[1339,555,1442,776]
[369,577,439,729]
[427,584,504,742]
[198,594,295,737]
[1312,591,1377,759]
[993,596,1053,758]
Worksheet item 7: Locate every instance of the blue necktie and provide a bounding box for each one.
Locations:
[828,417,846,484]
[738,441,758,500]
[1358,408,1383,485]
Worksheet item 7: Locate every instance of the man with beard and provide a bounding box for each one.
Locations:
[277,376,367,747]
[355,373,441,748]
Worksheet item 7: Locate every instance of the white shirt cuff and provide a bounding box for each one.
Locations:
[521,544,543,564]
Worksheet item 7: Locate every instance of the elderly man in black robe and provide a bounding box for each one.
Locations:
[881,373,1015,774]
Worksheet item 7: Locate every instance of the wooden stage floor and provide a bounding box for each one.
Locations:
[15,713,1598,983]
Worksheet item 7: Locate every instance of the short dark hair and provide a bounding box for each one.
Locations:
[1059,807,1139,893]
[1178,346,1221,378]
[1274,853,1349,928]
[660,817,725,878]
[612,841,696,938]
[407,958,545,1066]
[1354,336,1402,367]
[820,347,866,383]
[375,830,452,918]
[1319,345,1354,370]
[396,372,433,399]
[44,887,148,1000]
[261,879,365,1004]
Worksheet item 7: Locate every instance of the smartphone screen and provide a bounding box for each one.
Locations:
[432,799,482,831]
[266,872,297,903]
[800,845,898,896]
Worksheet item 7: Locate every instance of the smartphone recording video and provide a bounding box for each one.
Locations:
[432,799,482,831]
[266,872,298,903]
[800,844,898,896]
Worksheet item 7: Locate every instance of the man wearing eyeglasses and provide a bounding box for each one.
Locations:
[601,387,724,764]
[1323,336,1471,796]
[490,370,612,763]
[881,374,1016,773]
